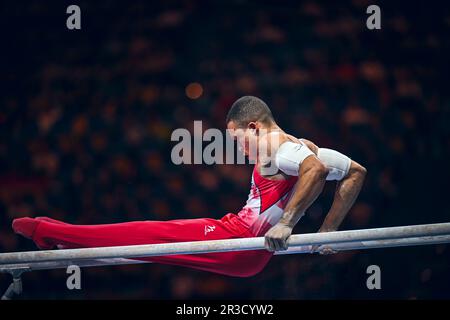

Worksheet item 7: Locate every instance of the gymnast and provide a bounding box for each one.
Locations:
[12,96,366,277]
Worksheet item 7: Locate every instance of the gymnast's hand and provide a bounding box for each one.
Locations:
[310,229,338,255]
[311,245,338,255]
[264,222,293,251]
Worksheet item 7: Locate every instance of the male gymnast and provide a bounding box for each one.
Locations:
[12,96,366,277]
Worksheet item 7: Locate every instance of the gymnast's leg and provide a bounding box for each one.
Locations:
[12,215,273,277]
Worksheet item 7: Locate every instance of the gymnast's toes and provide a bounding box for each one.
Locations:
[12,217,39,239]
[12,217,54,250]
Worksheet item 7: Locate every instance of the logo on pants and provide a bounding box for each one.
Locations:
[204,225,216,236]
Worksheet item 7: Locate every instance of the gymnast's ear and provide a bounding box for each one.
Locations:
[247,122,258,135]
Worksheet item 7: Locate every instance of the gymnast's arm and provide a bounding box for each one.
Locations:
[264,143,328,252]
[301,139,367,254]
[319,160,366,231]
[301,139,366,232]
[264,136,366,252]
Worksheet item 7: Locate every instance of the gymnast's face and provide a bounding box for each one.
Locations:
[226,120,259,160]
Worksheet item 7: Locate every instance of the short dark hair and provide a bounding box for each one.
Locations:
[226,96,275,127]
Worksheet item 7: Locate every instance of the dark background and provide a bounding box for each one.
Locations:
[0,0,449,299]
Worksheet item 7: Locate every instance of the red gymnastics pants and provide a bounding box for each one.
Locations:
[21,213,273,277]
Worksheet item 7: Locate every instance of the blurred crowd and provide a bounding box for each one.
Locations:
[1,0,449,299]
